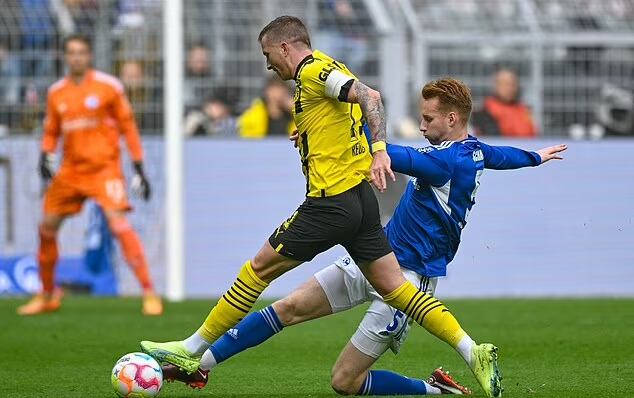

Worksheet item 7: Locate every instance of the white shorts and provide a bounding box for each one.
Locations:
[314,255,438,359]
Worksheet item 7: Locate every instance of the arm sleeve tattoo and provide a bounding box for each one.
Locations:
[348,80,386,144]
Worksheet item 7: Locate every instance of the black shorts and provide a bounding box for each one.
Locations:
[268,180,393,263]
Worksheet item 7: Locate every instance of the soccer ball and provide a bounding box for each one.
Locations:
[111,352,163,398]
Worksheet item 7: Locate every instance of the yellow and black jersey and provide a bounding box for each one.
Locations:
[293,50,372,198]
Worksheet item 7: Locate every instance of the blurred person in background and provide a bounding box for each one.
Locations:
[314,0,369,74]
[120,60,146,105]
[184,92,237,138]
[0,38,21,106]
[0,38,21,133]
[19,0,58,132]
[17,34,162,316]
[595,84,634,137]
[20,0,56,80]
[119,59,160,131]
[238,74,295,139]
[60,0,100,37]
[184,43,212,112]
[472,68,537,138]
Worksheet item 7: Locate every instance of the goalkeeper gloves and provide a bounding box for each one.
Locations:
[39,152,56,182]
[130,161,151,201]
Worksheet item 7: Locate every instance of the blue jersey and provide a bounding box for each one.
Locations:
[383,136,541,277]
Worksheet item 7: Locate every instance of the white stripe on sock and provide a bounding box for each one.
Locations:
[260,308,280,333]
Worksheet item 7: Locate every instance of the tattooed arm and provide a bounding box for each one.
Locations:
[346,80,387,147]
[345,80,394,191]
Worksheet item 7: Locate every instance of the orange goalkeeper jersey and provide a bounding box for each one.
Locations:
[42,69,143,174]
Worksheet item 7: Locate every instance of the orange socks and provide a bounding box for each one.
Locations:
[110,217,154,291]
[38,225,58,294]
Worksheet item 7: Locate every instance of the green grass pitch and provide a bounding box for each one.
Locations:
[1,297,632,397]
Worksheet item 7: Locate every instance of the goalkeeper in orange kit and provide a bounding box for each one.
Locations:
[17,34,162,316]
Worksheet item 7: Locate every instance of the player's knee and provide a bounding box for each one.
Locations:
[251,246,297,282]
[40,214,64,234]
[39,223,59,239]
[330,368,360,396]
[108,216,131,236]
[271,297,297,326]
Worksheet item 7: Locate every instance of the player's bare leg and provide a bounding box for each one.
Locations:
[17,213,65,315]
[331,342,378,395]
[360,254,500,397]
[332,339,470,395]
[142,241,302,373]
[106,210,162,316]
[272,276,334,326]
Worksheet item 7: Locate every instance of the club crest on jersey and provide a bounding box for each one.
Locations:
[473,149,484,162]
[84,95,100,109]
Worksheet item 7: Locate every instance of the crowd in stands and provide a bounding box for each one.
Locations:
[0,0,632,138]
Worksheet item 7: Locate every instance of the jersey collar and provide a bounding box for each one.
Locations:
[294,54,314,80]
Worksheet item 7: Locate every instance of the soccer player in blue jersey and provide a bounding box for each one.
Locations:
[161,78,566,396]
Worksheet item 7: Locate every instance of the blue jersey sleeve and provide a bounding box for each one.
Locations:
[479,142,541,170]
[387,143,452,186]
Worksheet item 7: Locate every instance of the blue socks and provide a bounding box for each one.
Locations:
[358,370,429,395]
[205,306,435,397]
[208,305,284,364]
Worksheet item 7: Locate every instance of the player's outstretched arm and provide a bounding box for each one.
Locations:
[387,143,452,187]
[535,144,567,164]
[345,80,395,192]
[479,141,567,170]
[360,125,452,186]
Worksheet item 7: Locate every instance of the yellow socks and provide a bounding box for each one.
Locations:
[384,280,466,348]
[198,260,268,342]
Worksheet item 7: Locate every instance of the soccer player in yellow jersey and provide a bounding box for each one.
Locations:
[141,16,500,397]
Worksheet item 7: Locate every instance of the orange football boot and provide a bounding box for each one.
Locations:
[17,288,63,315]
[142,293,163,316]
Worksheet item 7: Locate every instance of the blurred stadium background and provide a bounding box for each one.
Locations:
[0,0,633,300]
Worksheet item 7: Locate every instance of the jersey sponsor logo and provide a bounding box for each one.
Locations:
[61,117,99,132]
[472,149,484,162]
[84,95,100,109]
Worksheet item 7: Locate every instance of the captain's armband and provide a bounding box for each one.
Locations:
[325,69,354,101]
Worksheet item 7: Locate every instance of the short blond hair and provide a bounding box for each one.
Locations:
[258,16,311,48]
[422,78,472,124]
